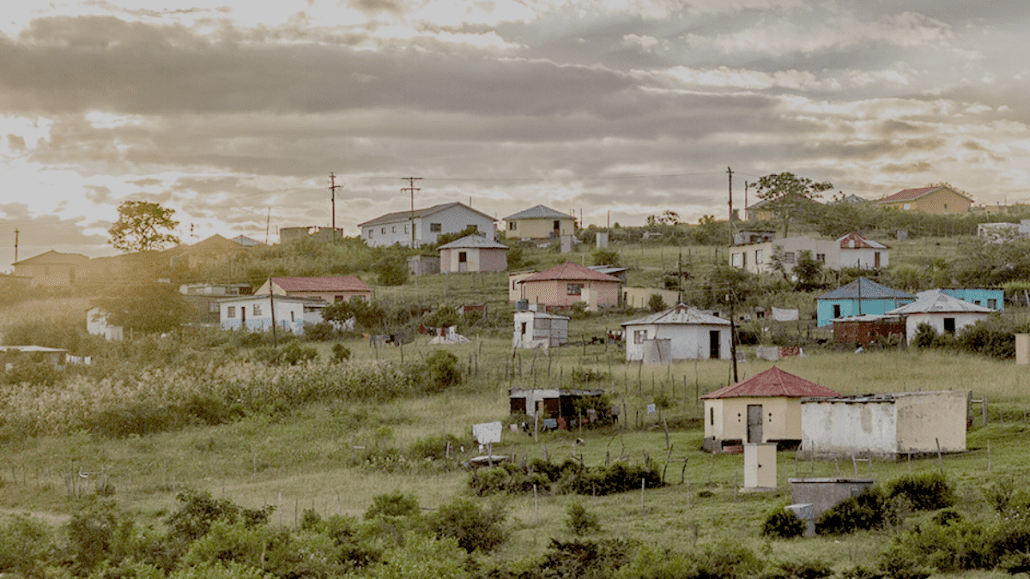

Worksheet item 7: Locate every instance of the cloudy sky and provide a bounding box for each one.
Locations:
[2,0,1028,268]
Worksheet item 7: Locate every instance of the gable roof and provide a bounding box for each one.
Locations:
[837,233,890,250]
[879,186,973,204]
[888,289,993,315]
[622,303,730,327]
[271,276,371,293]
[818,277,915,301]
[358,202,494,228]
[520,261,620,284]
[437,234,508,250]
[13,250,91,266]
[700,366,842,399]
[503,205,575,221]
[232,235,264,247]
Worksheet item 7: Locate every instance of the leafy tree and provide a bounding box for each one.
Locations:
[322,298,385,331]
[108,200,180,253]
[754,172,833,237]
[648,293,666,312]
[432,225,481,249]
[93,283,191,334]
[373,253,409,286]
[793,250,825,291]
[591,248,621,267]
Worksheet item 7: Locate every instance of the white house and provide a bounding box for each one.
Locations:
[86,307,124,340]
[359,202,496,248]
[837,233,890,270]
[888,289,993,344]
[801,390,968,458]
[621,304,731,362]
[729,236,839,275]
[438,234,508,273]
[513,309,569,348]
[219,295,327,335]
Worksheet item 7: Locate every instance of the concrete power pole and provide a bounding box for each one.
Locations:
[402,177,422,246]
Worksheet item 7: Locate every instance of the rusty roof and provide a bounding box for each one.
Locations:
[700,366,842,399]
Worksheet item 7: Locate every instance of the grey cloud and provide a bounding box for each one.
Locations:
[84,185,113,204]
[880,161,934,174]
[6,134,26,151]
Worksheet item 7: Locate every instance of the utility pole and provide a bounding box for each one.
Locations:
[727,167,734,246]
[743,181,749,222]
[268,278,278,348]
[728,292,739,383]
[13,228,18,264]
[402,177,421,247]
[329,173,341,232]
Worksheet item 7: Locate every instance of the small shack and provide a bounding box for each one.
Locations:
[832,314,906,347]
[508,388,606,425]
[513,309,569,348]
[888,289,993,344]
[622,303,731,362]
[800,390,968,459]
[0,345,68,372]
[438,234,508,273]
[700,367,842,452]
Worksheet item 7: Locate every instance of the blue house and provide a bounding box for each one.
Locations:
[816,278,916,327]
[936,289,1004,312]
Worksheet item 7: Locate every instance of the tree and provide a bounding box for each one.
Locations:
[108,200,180,253]
[373,253,409,286]
[793,250,825,291]
[754,173,833,237]
[93,283,191,334]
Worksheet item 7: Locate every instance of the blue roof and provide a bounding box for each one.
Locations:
[818,277,915,301]
[503,205,575,221]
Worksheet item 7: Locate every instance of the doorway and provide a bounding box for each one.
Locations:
[747,404,763,443]
[709,330,720,359]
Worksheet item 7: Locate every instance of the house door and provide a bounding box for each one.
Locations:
[709,330,720,359]
[874,252,881,269]
[747,404,763,443]
[553,220,561,236]
[458,251,468,273]
[241,307,246,326]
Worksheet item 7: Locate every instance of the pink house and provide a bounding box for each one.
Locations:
[438,234,508,273]
[517,262,620,309]
[255,276,372,303]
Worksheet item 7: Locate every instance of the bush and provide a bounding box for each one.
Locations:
[884,472,955,512]
[761,507,806,539]
[764,558,834,579]
[425,496,507,553]
[565,500,601,536]
[0,515,54,576]
[420,350,462,392]
[331,343,351,362]
[647,293,667,312]
[816,487,894,535]
[537,538,631,578]
[911,323,938,349]
[365,491,420,520]
[407,434,462,461]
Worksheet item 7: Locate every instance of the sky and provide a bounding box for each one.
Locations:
[2,0,1029,269]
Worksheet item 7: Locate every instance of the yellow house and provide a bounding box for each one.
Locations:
[877,185,972,214]
[12,250,91,287]
[503,205,576,240]
[700,367,841,452]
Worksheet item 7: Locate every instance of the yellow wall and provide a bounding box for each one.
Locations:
[705,397,803,443]
[881,188,971,215]
[895,391,967,453]
[507,217,575,239]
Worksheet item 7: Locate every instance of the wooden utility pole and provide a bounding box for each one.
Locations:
[402,177,422,246]
[727,167,734,246]
[268,279,278,348]
[13,228,18,264]
[728,292,739,383]
[329,173,341,232]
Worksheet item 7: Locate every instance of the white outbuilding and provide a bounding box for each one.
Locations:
[513,309,570,348]
[621,303,731,362]
[887,289,993,344]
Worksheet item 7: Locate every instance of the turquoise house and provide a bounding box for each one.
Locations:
[938,289,1004,312]
[816,278,916,327]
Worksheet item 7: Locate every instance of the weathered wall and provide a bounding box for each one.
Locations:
[895,391,967,453]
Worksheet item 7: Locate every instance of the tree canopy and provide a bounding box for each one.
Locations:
[108,200,180,253]
[754,173,833,237]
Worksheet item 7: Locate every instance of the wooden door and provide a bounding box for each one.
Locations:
[747,404,763,443]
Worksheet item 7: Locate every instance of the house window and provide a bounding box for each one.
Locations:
[731,253,741,267]
[903,203,911,210]
[253,304,262,316]
[368,230,373,238]
[227,306,236,318]
[290,311,295,322]
[943,318,956,333]
[816,253,826,263]
[833,305,841,319]
[459,252,467,263]
[988,298,998,309]
[634,329,647,344]
[335,296,344,302]
[430,223,442,232]
[404,225,409,233]
[944,203,948,210]
[709,407,714,426]
[781,252,795,264]
[381,227,386,234]
[755,250,763,264]
[567,283,583,295]
[508,222,517,231]
[392,226,396,233]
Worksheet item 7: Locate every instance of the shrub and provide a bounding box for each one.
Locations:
[648,293,666,312]
[816,487,893,535]
[537,538,631,579]
[911,323,938,349]
[421,350,462,392]
[407,434,461,461]
[425,496,507,553]
[565,500,601,536]
[761,507,806,539]
[764,558,834,579]
[166,489,274,544]
[884,472,955,512]
[0,515,54,576]
[331,343,351,362]
[882,513,995,573]
[365,491,420,520]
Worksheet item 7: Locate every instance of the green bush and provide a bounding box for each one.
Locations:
[882,512,995,573]
[763,558,833,579]
[816,487,894,535]
[884,472,955,512]
[911,323,938,349]
[166,489,274,544]
[0,515,54,576]
[331,343,351,362]
[425,496,507,553]
[565,500,602,536]
[761,507,806,539]
[365,490,421,520]
[537,538,631,579]
[420,350,462,392]
[407,434,461,460]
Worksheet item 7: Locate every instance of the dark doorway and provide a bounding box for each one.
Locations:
[944,318,956,333]
[709,330,720,359]
[747,404,763,443]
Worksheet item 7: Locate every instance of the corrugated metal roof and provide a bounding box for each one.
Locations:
[503,204,575,221]
[622,303,730,327]
[818,277,915,301]
[888,289,994,315]
[271,276,371,293]
[521,262,620,283]
[879,186,973,204]
[358,202,494,227]
[700,367,842,399]
[437,234,508,250]
[837,232,890,250]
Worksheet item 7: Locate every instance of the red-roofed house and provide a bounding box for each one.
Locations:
[516,262,621,310]
[255,276,372,303]
[700,367,842,452]
[838,232,890,270]
[877,185,972,215]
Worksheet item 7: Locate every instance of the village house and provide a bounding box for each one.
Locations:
[801,390,968,459]
[0,345,69,372]
[837,232,890,270]
[503,205,576,240]
[876,185,973,214]
[729,236,839,276]
[515,262,621,310]
[700,367,842,452]
[622,287,679,310]
[621,304,731,362]
[218,295,326,334]
[438,234,508,273]
[816,277,915,327]
[513,309,569,348]
[936,288,1004,311]
[508,271,536,303]
[254,276,371,303]
[509,388,606,426]
[12,250,92,287]
[359,202,496,248]
[888,289,994,343]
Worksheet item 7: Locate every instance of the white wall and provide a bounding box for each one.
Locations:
[904,311,990,344]
[801,400,898,457]
[363,205,495,248]
[624,324,731,361]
